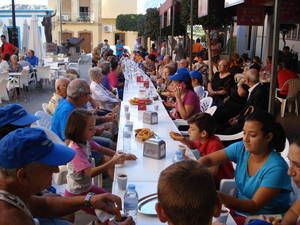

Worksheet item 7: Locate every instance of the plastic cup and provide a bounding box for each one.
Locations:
[124,105,129,112]
[125,112,130,121]
[117,173,128,190]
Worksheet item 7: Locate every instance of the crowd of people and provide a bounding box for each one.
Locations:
[0,34,300,225]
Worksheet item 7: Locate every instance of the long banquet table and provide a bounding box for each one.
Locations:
[112,58,236,225]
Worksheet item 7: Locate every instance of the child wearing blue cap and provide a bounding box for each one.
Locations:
[168,68,200,120]
[190,70,206,100]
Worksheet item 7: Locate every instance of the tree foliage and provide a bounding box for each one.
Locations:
[144,8,161,40]
[116,8,161,41]
[116,14,144,32]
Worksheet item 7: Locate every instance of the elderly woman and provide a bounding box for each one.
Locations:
[98,61,112,91]
[208,59,234,107]
[8,54,23,72]
[89,67,120,111]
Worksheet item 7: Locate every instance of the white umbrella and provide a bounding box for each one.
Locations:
[22,19,29,52]
[28,15,45,61]
[1,24,8,39]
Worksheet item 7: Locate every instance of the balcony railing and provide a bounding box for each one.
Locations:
[57,12,94,23]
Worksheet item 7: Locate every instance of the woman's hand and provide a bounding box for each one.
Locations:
[174,86,183,99]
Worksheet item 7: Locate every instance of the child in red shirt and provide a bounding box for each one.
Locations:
[170,112,234,188]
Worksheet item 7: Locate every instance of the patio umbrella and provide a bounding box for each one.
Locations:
[28,15,45,61]
[22,19,29,52]
[1,24,8,39]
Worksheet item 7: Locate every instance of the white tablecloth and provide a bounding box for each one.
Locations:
[112,59,236,225]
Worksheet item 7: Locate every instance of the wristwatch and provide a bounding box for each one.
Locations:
[84,192,95,208]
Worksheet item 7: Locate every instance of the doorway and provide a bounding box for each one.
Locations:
[79,32,92,53]
[115,33,125,45]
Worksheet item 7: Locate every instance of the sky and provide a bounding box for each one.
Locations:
[0,0,161,14]
[0,0,47,6]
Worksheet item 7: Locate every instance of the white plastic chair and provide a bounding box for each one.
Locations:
[200,97,213,112]
[36,66,51,88]
[205,106,217,115]
[0,71,9,81]
[281,138,290,165]
[20,70,30,89]
[34,111,52,129]
[216,131,243,142]
[0,79,9,103]
[275,78,300,117]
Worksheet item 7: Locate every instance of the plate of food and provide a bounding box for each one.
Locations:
[135,128,154,141]
[138,193,158,216]
[129,97,152,105]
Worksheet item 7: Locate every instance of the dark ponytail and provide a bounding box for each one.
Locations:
[245,110,286,152]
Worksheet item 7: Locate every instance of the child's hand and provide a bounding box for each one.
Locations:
[112,153,127,165]
[169,131,184,141]
[124,153,137,161]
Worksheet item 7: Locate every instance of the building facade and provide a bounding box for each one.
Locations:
[49,0,138,53]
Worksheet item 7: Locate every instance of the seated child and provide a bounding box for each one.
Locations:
[170,112,234,188]
[64,109,137,215]
[190,70,206,100]
[156,160,222,225]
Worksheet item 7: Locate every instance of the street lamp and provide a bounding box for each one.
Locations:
[11,0,19,47]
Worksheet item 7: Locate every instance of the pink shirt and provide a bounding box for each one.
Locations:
[107,71,118,88]
[66,140,100,194]
[175,90,200,119]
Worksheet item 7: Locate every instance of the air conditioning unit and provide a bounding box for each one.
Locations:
[103,25,113,33]
[62,15,70,21]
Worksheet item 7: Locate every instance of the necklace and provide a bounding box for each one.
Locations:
[0,190,33,218]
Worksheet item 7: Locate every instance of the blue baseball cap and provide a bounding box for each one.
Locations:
[156,56,164,61]
[0,104,40,127]
[0,127,75,168]
[169,68,190,81]
[190,70,202,80]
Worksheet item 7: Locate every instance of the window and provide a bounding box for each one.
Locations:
[79,7,89,17]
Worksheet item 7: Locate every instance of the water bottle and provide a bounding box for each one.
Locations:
[172,150,184,163]
[123,127,132,153]
[124,184,139,220]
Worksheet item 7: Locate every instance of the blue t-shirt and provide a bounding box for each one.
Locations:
[115,44,124,56]
[51,98,75,140]
[101,76,112,91]
[25,56,39,67]
[225,141,292,215]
